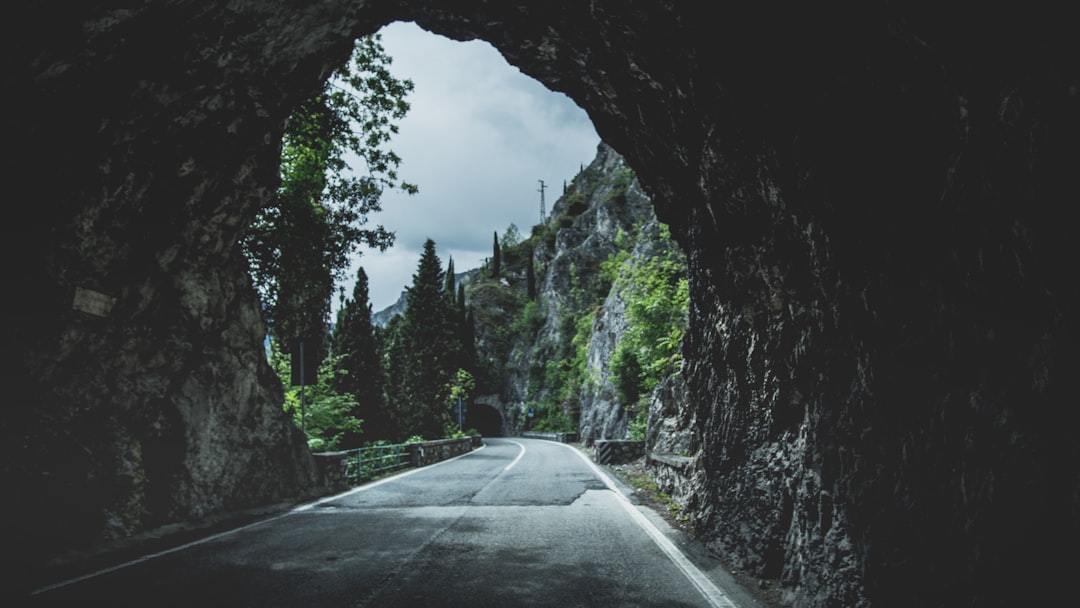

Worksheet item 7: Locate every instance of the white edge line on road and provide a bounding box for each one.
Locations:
[503,440,526,471]
[559,443,740,608]
[29,513,287,596]
[31,442,488,596]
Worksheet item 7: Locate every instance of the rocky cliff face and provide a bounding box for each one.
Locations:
[573,217,685,444]
[6,1,343,573]
[9,3,1078,606]
[497,142,657,441]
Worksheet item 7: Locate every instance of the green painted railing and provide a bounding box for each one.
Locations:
[342,443,412,483]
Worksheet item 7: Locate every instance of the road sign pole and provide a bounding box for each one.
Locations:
[300,341,306,437]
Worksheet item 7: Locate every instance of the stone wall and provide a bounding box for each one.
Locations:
[408,437,479,468]
[312,452,350,493]
[646,453,694,508]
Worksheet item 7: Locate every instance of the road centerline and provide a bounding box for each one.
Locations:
[502,440,527,471]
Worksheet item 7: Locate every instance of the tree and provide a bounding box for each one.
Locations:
[446,369,476,434]
[331,266,386,444]
[243,34,415,377]
[526,245,537,300]
[456,282,467,315]
[607,224,690,438]
[269,339,361,452]
[376,314,409,440]
[444,256,456,298]
[501,223,522,249]
[455,281,476,376]
[491,231,501,279]
[383,239,463,439]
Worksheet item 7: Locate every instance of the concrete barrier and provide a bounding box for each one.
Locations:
[521,431,578,443]
[594,440,645,464]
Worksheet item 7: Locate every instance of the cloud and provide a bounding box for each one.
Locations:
[338,21,600,313]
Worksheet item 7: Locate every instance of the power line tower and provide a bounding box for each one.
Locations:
[538,179,547,223]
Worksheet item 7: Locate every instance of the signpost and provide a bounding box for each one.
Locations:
[290,339,317,438]
[299,341,306,436]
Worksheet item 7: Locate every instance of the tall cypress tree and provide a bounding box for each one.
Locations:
[444,256,456,299]
[387,239,463,438]
[526,246,537,300]
[456,282,467,317]
[377,315,409,440]
[491,231,501,279]
[331,266,385,443]
[455,281,475,377]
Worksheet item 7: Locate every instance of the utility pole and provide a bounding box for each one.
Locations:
[538,179,547,223]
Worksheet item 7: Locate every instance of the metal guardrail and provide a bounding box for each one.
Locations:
[343,443,413,483]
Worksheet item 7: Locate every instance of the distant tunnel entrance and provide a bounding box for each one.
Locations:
[465,403,503,437]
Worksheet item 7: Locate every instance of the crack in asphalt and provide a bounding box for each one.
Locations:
[348,506,469,608]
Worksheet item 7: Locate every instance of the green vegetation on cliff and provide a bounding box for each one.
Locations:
[283,146,687,446]
[607,224,689,438]
[462,157,688,438]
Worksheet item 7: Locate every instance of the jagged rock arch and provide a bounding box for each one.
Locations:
[7,3,1077,606]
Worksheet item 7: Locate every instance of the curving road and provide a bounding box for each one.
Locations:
[28,438,764,607]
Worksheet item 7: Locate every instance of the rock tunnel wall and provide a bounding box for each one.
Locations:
[3,0,372,575]
[6,2,1078,606]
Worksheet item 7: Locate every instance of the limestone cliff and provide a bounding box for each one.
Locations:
[496,142,658,441]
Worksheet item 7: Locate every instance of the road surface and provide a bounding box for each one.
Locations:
[28,438,764,607]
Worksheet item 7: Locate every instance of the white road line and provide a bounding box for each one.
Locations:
[559,443,741,608]
[29,514,283,596]
[503,440,527,471]
[32,442,488,596]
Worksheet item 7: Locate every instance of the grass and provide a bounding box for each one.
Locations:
[609,460,691,527]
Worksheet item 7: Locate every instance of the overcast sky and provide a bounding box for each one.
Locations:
[338,21,601,313]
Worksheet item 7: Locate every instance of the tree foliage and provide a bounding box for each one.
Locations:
[608,224,689,437]
[491,231,501,279]
[518,220,688,438]
[331,266,385,444]
[446,368,476,434]
[243,34,415,373]
[526,245,537,300]
[269,339,362,452]
[501,223,522,249]
[381,239,474,440]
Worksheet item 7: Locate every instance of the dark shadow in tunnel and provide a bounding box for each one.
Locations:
[465,403,503,437]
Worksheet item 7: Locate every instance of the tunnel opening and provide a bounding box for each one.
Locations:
[256,20,600,449]
[464,403,504,437]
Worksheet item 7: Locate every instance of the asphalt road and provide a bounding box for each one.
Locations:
[26,438,765,608]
